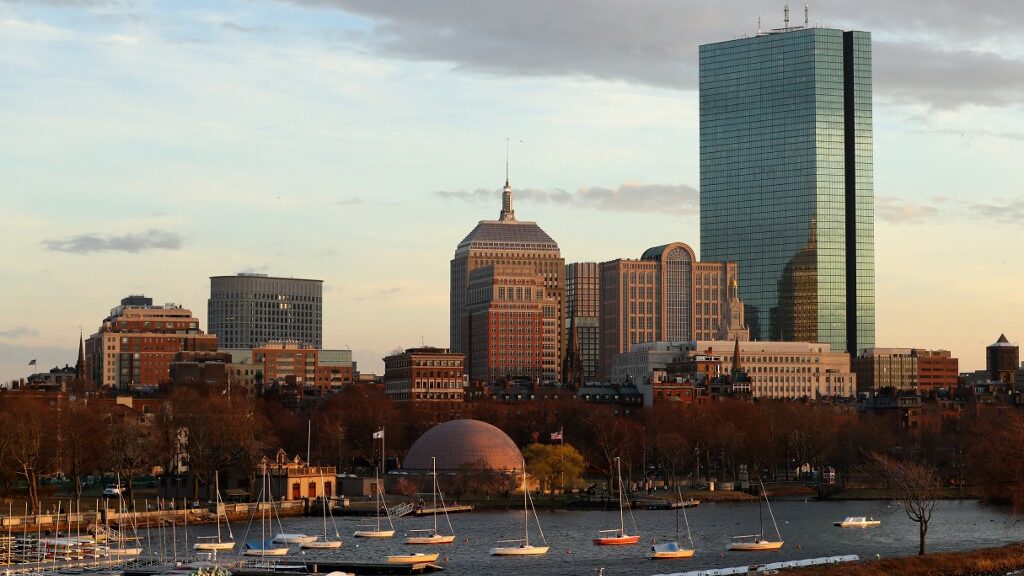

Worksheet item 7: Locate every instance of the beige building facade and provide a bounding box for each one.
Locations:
[693,340,856,399]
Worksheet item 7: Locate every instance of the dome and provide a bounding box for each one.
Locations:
[404,419,522,472]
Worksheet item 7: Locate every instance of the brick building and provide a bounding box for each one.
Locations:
[223,342,355,391]
[383,346,466,402]
[85,296,218,389]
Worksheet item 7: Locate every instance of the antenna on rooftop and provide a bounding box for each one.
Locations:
[784,4,790,28]
[505,137,510,187]
[804,4,809,26]
[757,16,762,34]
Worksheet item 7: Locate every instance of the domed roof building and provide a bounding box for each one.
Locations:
[404,419,522,472]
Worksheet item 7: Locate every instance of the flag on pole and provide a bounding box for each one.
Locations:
[550,428,563,442]
[372,429,385,439]
[28,359,36,366]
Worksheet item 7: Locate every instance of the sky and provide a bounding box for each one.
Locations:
[1,0,1022,380]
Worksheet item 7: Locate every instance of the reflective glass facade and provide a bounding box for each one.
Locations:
[699,27,874,354]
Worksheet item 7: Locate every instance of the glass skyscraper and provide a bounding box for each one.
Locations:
[699,26,874,354]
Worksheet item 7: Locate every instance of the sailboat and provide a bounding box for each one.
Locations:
[728,478,783,551]
[490,461,549,556]
[244,471,290,557]
[354,472,396,538]
[195,472,235,551]
[649,488,695,559]
[302,473,343,549]
[405,457,456,545]
[594,457,640,545]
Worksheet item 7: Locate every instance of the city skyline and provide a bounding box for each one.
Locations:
[2,1,1023,380]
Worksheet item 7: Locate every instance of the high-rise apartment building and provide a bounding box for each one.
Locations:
[85,295,218,389]
[208,273,323,349]
[699,24,875,354]
[565,262,600,385]
[599,242,748,379]
[450,180,564,383]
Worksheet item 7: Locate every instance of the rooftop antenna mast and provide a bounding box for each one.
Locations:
[505,137,510,187]
[784,5,790,28]
[757,16,762,34]
[804,4,809,26]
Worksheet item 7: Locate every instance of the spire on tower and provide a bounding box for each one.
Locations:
[499,139,516,221]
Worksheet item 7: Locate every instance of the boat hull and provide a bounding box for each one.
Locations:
[728,540,784,551]
[243,547,290,556]
[649,548,695,559]
[405,535,456,545]
[835,521,881,527]
[387,553,440,564]
[273,534,318,544]
[353,530,396,539]
[193,542,235,551]
[490,545,549,556]
[594,535,641,545]
[301,540,343,549]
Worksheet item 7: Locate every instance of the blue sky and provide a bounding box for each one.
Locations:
[1,0,1023,380]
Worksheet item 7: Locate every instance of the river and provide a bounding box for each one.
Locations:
[139,500,1023,576]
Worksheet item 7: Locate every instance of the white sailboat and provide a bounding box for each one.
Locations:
[728,479,783,551]
[593,457,640,545]
[354,471,396,539]
[302,473,343,549]
[355,429,396,539]
[243,471,290,557]
[649,488,695,559]
[405,457,456,545]
[195,472,235,551]
[490,461,548,556]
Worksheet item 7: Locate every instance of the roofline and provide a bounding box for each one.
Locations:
[210,275,324,283]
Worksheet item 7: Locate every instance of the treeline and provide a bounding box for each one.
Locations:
[3,385,1024,513]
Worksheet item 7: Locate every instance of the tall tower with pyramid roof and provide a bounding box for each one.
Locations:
[451,175,564,383]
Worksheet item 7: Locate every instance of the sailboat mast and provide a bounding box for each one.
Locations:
[432,457,438,533]
[523,464,529,547]
[321,473,328,539]
[617,457,625,535]
[758,491,764,538]
[215,471,221,543]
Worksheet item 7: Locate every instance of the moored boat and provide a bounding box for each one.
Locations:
[835,516,881,528]
[727,479,784,552]
[593,457,640,546]
[490,461,549,556]
[386,552,440,564]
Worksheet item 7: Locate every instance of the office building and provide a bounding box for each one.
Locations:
[599,242,748,379]
[221,342,354,391]
[699,22,875,354]
[383,347,466,402]
[85,295,218,389]
[208,273,323,349]
[694,340,856,399]
[987,334,1019,385]
[565,262,600,385]
[450,178,564,382]
[465,265,553,383]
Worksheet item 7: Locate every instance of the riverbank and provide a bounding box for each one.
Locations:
[786,544,1024,576]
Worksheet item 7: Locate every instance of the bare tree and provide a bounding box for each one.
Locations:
[870,453,940,555]
[59,397,106,501]
[2,397,52,513]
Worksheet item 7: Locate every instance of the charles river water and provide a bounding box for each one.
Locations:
[143,500,1023,576]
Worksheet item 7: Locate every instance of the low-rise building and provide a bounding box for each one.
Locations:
[694,340,855,399]
[383,347,466,402]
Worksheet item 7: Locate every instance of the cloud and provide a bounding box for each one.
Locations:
[277,0,1024,109]
[336,197,364,206]
[0,327,39,339]
[42,230,183,254]
[436,182,699,216]
[969,199,1024,224]
[875,196,941,224]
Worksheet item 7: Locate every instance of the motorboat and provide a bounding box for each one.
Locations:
[273,533,317,545]
[834,516,881,528]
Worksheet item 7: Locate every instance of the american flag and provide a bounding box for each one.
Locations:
[550,428,563,442]
[28,359,36,366]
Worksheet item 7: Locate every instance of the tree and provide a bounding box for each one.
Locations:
[2,397,53,513]
[522,443,586,493]
[870,453,939,555]
[106,409,153,508]
[58,397,106,501]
